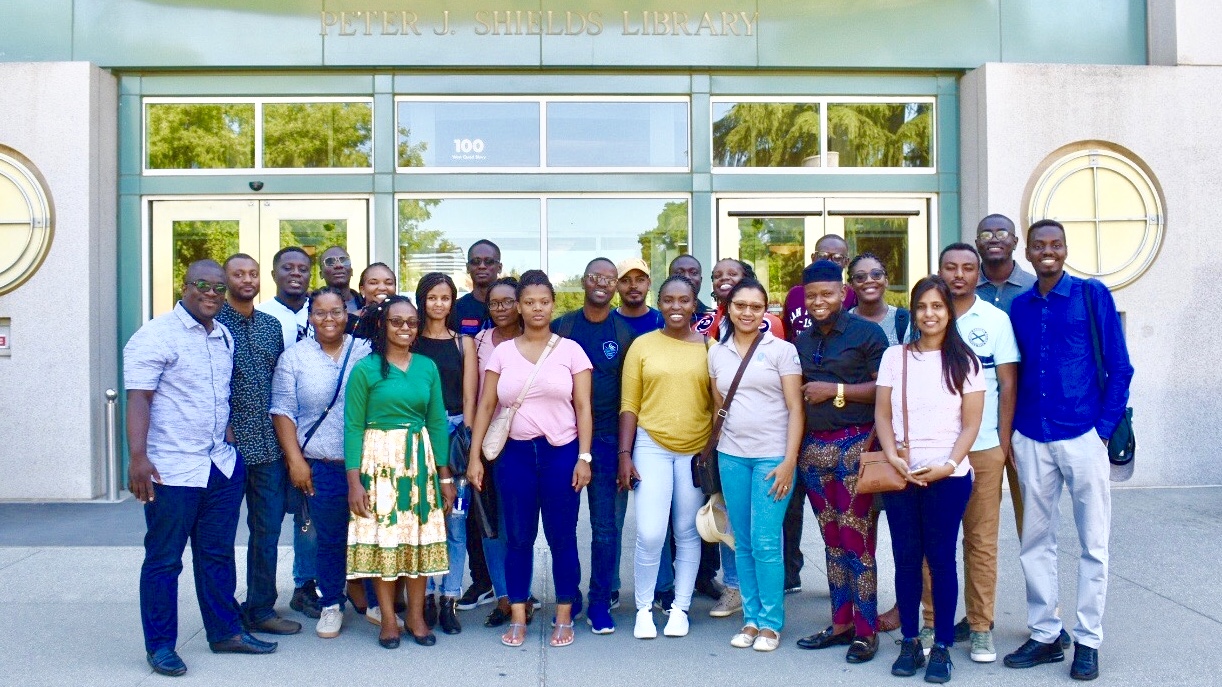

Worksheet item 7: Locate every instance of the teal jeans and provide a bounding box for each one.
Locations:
[718,452,793,633]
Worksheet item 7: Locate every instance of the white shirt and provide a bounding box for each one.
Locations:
[956,296,1020,451]
[256,297,310,350]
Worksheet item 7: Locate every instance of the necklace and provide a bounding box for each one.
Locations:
[320,339,344,361]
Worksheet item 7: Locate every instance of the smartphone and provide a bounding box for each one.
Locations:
[910,466,932,477]
[630,476,641,490]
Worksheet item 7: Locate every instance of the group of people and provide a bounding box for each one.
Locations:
[126,213,1132,684]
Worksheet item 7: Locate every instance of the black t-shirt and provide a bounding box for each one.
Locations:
[795,309,889,432]
[413,335,464,416]
[455,293,490,337]
[551,309,637,436]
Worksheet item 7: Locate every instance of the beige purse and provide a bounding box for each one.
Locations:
[857,344,910,494]
[481,334,560,461]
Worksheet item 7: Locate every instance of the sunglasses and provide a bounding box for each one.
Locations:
[387,317,420,329]
[849,268,887,284]
[468,257,499,267]
[188,280,227,295]
[585,273,617,287]
[730,300,766,314]
[977,229,1012,242]
[322,256,351,268]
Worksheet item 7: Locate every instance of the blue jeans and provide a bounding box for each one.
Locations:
[587,434,628,608]
[494,436,582,605]
[287,487,318,588]
[241,460,286,623]
[883,474,973,646]
[141,460,246,653]
[431,418,470,598]
[719,453,791,632]
[308,460,349,609]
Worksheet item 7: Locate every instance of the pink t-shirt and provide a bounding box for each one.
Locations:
[487,337,593,446]
[875,345,983,476]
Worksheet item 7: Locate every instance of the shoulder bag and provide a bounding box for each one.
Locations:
[1083,281,1136,469]
[693,332,764,496]
[481,334,560,461]
[856,344,910,494]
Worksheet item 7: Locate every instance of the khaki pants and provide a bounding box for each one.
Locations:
[920,446,1014,630]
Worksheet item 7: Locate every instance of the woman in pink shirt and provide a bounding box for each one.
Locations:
[467,270,594,649]
[874,275,984,683]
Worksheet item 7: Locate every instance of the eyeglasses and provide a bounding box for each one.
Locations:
[730,300,766,314]
[488,298,516,311]
[585,273,617,287]
[188,280,227,295]
[814,251,847,264]
[849,268,887,284]
[387,317,419,329]
[322,256,351,268]
[312,308,346,321]
[977,229,1011,242]
[468,257,499,267]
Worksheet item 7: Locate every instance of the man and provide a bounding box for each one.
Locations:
[256,246,320,618]
[668,254,711,316]
[782,235,858,343]
[318,245,359,313]
[455,239,502,336]
[915,243,1019,662]
[552,258,640,634]
[1003,220,1133,681]
[615,257,664,334]
[975,214,1036,314]
[125,260,277,677]
[216,254,301,636]
[793,260,889,663]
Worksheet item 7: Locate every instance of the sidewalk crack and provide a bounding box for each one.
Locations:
[0,548,40,572]
[1113,572,1222,626]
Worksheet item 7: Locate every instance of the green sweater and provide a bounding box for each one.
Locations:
[343,354,450,472]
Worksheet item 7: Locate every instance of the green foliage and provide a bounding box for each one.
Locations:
[713,102,820,167]
[636,200,690,273]
[396,198,454,290]
[147,104,255,169]
[737,218,804,306]
[263,103,372,168]
[171,220,240,301]
[828,103,931,167]
[279,220,348,289]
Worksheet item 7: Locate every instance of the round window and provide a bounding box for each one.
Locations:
[0,147,54,295]
[1027,146,1163,289]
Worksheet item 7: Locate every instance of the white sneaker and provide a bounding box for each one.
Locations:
[316,604,343,638]
[709,587,743,618]
[364,606,404,630]
[663,608,689,637]
[634,608,657,639]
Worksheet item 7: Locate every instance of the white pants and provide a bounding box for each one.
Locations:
[1013,428,1111,649]
[632,428,705,613]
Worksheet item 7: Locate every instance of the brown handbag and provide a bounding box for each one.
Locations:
[856,344,910,494]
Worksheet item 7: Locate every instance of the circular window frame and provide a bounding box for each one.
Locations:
[1023,141,1164,290]
[0,146,55,296]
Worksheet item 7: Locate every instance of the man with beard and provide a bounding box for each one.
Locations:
[456,240,502,336]
[318,245,360,313]
[615,257,664,334]
[125,260,278,676]
[552,258,641,634]
[216,254,301,636]
[975,214,1035,314]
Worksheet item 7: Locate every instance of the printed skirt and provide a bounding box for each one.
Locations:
[347,427,448,580]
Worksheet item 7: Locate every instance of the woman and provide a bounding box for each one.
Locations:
[468,270,594,649]
[472,277,523,628]
[618,275,712,640]
[270,287,371,639]
[848,253,911,346]
[351,262,397,336]
[413,272,479,635]
[344,295,456,649]
[708,279,804,652]
[697,258,785,339]
[876,276,983,683]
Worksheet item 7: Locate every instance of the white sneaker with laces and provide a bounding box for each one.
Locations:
[634,608,657,639]
[316,604,343,638]
[663,608,689,637]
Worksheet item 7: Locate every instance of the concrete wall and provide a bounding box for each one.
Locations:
[0,63,117,499]
[960,61,1222,486]
[1148,0,1222,66]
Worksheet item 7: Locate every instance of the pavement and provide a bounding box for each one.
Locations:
[0,486,1219,686]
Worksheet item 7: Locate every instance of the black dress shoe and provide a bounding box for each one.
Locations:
[439,596,462,635]
[208,632,277,654]
[797,625,855,650]
[1070,643,1099,680]
[1060,629,1073,650]
[424,594,438,629]
[953,616,994,643]
[146,648,187,677]
[485,606,511,628]
[845,634,878,663]
[694,577,724,601]
[409,629,437,646]
[247,615,302,635]
[1003,637,1064,668]
[378,634,401,649]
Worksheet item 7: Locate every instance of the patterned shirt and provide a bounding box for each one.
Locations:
[216,302,284,465]
[270,335,371,461]
[122,303,237,488]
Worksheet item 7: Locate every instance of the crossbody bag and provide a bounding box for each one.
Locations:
[481,334,560,461]
[857,344,910,494]
[693,332,764,496]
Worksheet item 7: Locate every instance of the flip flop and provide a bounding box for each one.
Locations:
[550,622,575,648]
[501,622,527,647]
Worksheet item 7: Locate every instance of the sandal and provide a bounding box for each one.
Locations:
[501,622,527,647]
[753,629,780,652]
[550,622,575,648]
[731,625,760,648]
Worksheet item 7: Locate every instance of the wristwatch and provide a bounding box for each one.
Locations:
[578,452,593,464]
[833,383,846,408]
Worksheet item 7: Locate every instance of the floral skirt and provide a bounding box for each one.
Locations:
[347,428,448,580]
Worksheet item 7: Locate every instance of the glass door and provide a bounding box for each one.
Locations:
[150,197,369,316]
[716,195,930,310]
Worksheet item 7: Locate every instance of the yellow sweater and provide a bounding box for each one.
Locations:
[620,331,712,454]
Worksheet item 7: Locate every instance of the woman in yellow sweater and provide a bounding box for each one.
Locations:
[618,275,713,640]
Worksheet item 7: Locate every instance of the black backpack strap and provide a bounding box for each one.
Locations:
[555,312,576,339]
[610,311,637,353]
[895,307,910,344]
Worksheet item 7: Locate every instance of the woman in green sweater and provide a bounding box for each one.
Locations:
[344,295,456,649]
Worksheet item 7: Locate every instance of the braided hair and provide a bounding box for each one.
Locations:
[357,294,416,379]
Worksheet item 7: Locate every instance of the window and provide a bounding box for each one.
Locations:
[397,197,541,291]
[263,102,372,168]
[0,148,54,295]
[1027,146,1164,289]
[546,101,688,168]
[397,100,541,169]
[713,101,820,168]
[828,102,931,168]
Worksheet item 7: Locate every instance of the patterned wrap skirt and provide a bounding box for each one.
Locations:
[347,427,449,580]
